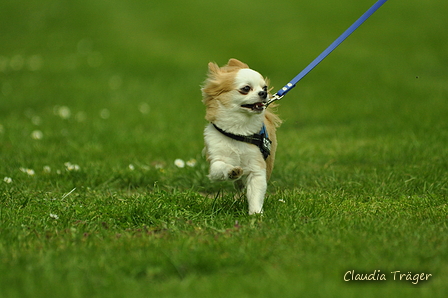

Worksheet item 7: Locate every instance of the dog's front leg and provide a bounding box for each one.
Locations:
[246,172,267,215]
[209,161,243,181]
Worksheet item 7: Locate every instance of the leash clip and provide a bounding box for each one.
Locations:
[264,93,284,108]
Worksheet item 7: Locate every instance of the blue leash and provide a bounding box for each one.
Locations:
[265,0,389,106]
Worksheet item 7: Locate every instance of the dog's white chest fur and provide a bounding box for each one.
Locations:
[204,123,266,173]
[204,123,267,214]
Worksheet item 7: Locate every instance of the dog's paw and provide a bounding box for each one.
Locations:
[228,167,243,180]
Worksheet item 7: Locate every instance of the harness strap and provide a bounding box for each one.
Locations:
[212,123,271,160]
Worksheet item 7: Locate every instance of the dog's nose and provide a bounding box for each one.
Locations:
[258,90,267,99]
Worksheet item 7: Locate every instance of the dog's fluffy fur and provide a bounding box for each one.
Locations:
[202,59,281,214]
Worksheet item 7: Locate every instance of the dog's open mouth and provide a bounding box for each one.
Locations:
[241,102,265,112]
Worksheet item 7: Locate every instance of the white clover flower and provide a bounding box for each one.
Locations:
[128,164,135,171]
[64,162,80,171]
[31,115,42,125]
[31,130,43,140]
[43,166,51,173]
[20,167,35,176]
[151,161,165,170]
[55,106,71,119]
[3,177,12,184]
[100,108,110,119]
[138,102,150,114]
[49,213,59,220]
[186,158,197,167]
[174,159,185,168]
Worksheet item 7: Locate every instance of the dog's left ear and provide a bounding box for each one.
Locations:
[227,58,249,69]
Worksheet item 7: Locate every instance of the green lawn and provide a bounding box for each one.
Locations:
[1,0,447,297]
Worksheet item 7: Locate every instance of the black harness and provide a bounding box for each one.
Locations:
[212,123,272,160]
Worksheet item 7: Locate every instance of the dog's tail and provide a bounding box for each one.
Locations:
[264,104,281,181]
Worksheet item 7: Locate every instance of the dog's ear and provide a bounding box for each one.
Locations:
[227,58,249,69]
[207,62,220,75]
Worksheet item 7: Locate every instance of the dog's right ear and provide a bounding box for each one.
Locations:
[207,62,220,75]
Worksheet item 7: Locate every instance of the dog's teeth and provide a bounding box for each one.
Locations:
[254,103,264,110]
[241,102,265,112]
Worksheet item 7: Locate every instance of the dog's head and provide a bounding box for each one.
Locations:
[202,59,270,123]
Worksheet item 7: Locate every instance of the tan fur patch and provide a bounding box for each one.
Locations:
[264,105,282,180]
[201,59,250,122]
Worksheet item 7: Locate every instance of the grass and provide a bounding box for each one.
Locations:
[1,0,447,297]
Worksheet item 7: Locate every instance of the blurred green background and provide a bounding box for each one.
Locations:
[1,0,446,159]
[1,1,447,297]
[1,0,447,186]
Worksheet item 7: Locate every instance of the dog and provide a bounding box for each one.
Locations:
[201,58,281,214]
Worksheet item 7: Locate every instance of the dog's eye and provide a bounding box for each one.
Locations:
[263,86,268,91]
[240,85,252,94]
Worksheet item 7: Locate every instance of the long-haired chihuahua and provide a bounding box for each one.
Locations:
[202,59,281,214]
